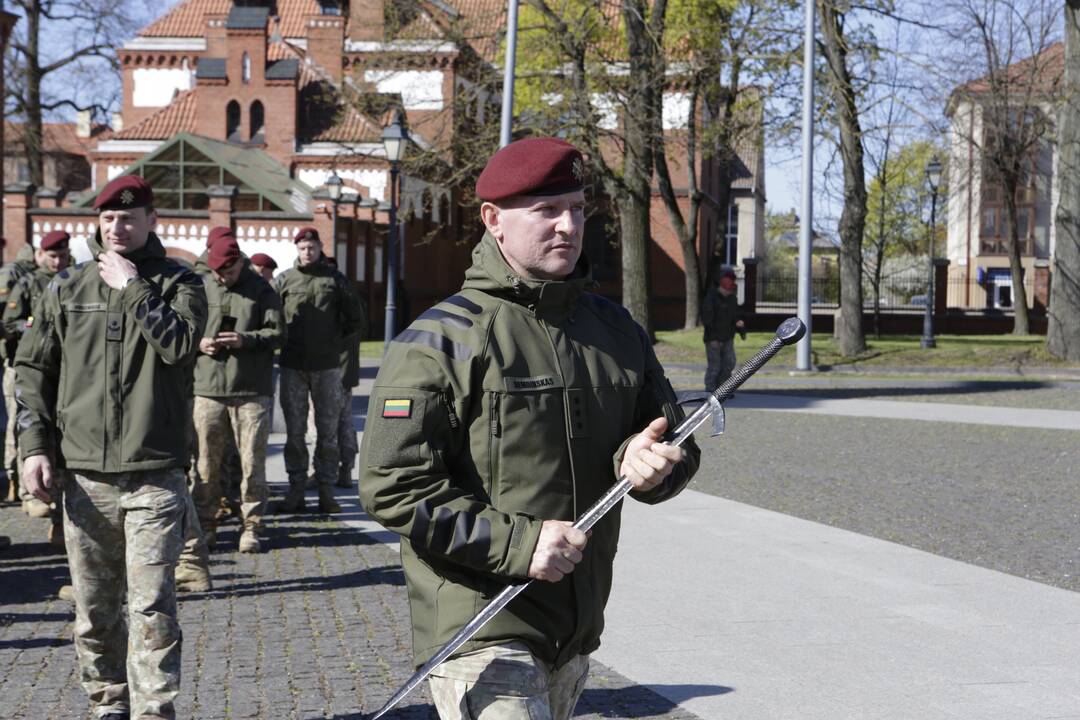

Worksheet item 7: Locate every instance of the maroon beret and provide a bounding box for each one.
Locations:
[40,230,70,251]
[475,137,586,202]
[207,236,242,271]
[94,175,153,211]
[206,226,234,248]
[249,252,277,270]
[293,226,320,244]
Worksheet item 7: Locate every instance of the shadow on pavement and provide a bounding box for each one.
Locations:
[0,635,70,651]
[179,563,405,602]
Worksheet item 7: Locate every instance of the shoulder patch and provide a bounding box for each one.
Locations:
[381,398,412,418]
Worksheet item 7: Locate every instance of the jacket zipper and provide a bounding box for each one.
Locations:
[540,322,577,520]
[441,391,460,429]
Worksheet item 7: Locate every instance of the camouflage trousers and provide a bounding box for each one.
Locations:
[312,386,357,481]
[64,468,187,720]
[429,643,590,720]
[704,339,737,392]
[280,366,344,488]
[3,367,26,500]
[191,395,271,532]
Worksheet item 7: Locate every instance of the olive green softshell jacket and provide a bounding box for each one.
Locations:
[14,232,208,472]
[193,267,285,398]
[274,258,367,371]
[359,233,700,669]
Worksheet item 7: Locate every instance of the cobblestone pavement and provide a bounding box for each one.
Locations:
[0,464,703,720]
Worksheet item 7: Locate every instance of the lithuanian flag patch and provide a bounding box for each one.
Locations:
[382,398,412,418]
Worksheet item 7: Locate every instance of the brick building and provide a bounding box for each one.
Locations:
[3,0,765,331]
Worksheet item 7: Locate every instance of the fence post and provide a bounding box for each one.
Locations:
[742,257,758,315]
[933,258,950,318]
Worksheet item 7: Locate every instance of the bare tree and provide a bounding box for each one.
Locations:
[936,0,1062,335]
[4,0,154,185]
[653,0,793,330]
[1048,0,1080,358]
[817,0,869,355]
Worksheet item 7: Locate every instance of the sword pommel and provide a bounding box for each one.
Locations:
[776,317,806,346]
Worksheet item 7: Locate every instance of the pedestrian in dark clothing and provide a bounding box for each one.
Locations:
[701,266,745,391]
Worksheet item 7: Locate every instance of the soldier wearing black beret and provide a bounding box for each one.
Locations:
[359,137,700,720]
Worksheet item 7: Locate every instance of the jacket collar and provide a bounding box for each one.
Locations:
[462,232,590,316]
[89,230,167,264]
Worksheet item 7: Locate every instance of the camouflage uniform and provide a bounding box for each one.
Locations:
[274,258,365,509]
[15,230,207,720]
[64,469,187,719]
[192,396,272,534]
[280,366,345,487]
[428,643,589,720]
[4,266,66,525]
[1,245,37,501]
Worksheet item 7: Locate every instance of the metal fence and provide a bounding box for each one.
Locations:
[754,269,1037,313]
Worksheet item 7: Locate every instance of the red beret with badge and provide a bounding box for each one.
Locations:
[293,226,320,244]
[249,253,277,270]
[40,230,70,251]
[207,236,241,271]
[475,137,586,202]
[206,226,234,248]
[93,175,154,211]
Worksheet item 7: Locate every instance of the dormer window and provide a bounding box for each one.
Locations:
[242,52,251,84]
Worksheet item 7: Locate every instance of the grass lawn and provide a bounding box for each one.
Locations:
[361,329,1080,371]
[654,328,1080,371]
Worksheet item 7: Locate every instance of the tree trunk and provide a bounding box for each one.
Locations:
[1048,0,1080,358]
[25,0,44,186]
[619,0,657,333]
[818,2,867,356]
[1001,183,1031,334]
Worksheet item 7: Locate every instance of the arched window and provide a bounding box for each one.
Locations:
[250,100,265,143]
[242,52,251,84]
[226,100,241,143]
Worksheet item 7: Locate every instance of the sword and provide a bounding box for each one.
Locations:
[367,317,806,719]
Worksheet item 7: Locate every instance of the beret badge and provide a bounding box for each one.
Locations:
[120,189,134,206]
[571,157,584,182]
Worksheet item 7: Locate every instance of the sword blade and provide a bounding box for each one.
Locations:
[367,318,805,718]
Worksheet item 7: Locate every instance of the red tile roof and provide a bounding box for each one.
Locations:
[141,0,328,39]
[113,90,198,140]
[307,105,383,143]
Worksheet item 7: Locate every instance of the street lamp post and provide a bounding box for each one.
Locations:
[921,157,943,349]
[326,171,343,258]
[381,111,409,347]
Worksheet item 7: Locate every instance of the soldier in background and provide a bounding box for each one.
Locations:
[3,230,71,545]
[274,227,366,514]
[16,175,207,720]
[249,253,277,282]
[191,234,284,552]
[310,255,367,489]
[1,238,39,506]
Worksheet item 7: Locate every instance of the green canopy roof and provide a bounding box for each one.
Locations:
[80,133,312,213]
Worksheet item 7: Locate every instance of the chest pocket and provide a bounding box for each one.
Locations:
[283,290,309,323]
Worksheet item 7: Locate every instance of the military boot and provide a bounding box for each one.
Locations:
[279,480,306,513]
[238,527,262,554]
[317,485,341,514]
[23,497,51,518]
[335,464,354,489]
[175,559,213,592]
[48,521,64,548]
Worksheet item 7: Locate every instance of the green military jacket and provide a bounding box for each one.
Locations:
[274,256,366,371]
[0,246,39,362]
[193,263,285,398]
[359,233,700,669]
[2,266,55,357]
[14,232,208,472]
